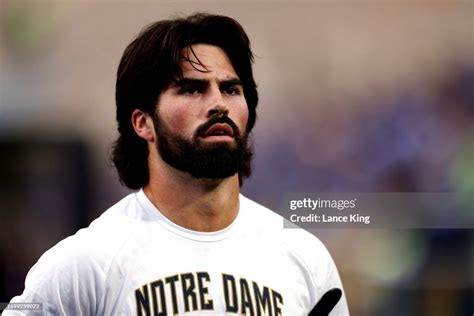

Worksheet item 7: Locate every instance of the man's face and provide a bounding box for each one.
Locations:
[153,44,251,179]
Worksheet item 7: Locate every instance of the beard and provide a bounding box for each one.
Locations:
[152,112,252,180]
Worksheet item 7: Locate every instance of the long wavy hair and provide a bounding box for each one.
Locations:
[111,13,258,189]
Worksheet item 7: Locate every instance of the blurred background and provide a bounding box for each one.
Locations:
[0,0,472,315]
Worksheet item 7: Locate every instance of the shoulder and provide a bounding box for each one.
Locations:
[239,194,329,256]
[11,192,145,312]
[239,195,336,281]
[239,194,283,227]
[35,191,143,274]
[239,196,348,313]
[62,192,143,260]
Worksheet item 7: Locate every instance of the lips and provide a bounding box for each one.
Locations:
[203,123,234,138]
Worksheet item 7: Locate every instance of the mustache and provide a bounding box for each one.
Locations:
[195,114,241,139]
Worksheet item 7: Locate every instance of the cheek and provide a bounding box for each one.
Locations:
[167,108,188,126]
[159,104,196,136]
[234,101,249,132]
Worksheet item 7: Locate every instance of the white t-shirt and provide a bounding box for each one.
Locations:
[5,190,349,315]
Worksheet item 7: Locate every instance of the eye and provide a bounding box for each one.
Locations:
[179,86,200,95]
[223,86,241,95]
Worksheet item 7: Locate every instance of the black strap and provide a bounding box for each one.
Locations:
[308,288,342,316]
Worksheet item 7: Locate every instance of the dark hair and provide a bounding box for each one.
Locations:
[112,13,258,189]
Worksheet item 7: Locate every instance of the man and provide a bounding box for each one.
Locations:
[5,13,349,315]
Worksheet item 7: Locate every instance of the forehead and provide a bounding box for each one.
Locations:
[180,44,238,79]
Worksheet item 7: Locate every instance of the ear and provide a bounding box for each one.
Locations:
[131,109,155,142]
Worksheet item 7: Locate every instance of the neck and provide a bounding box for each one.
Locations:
[144,149,241,232]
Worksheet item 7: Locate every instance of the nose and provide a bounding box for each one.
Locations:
[207,104,229,118]
[206,86,229,118]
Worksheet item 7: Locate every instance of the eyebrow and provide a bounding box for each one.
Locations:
[172,77,243,88]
